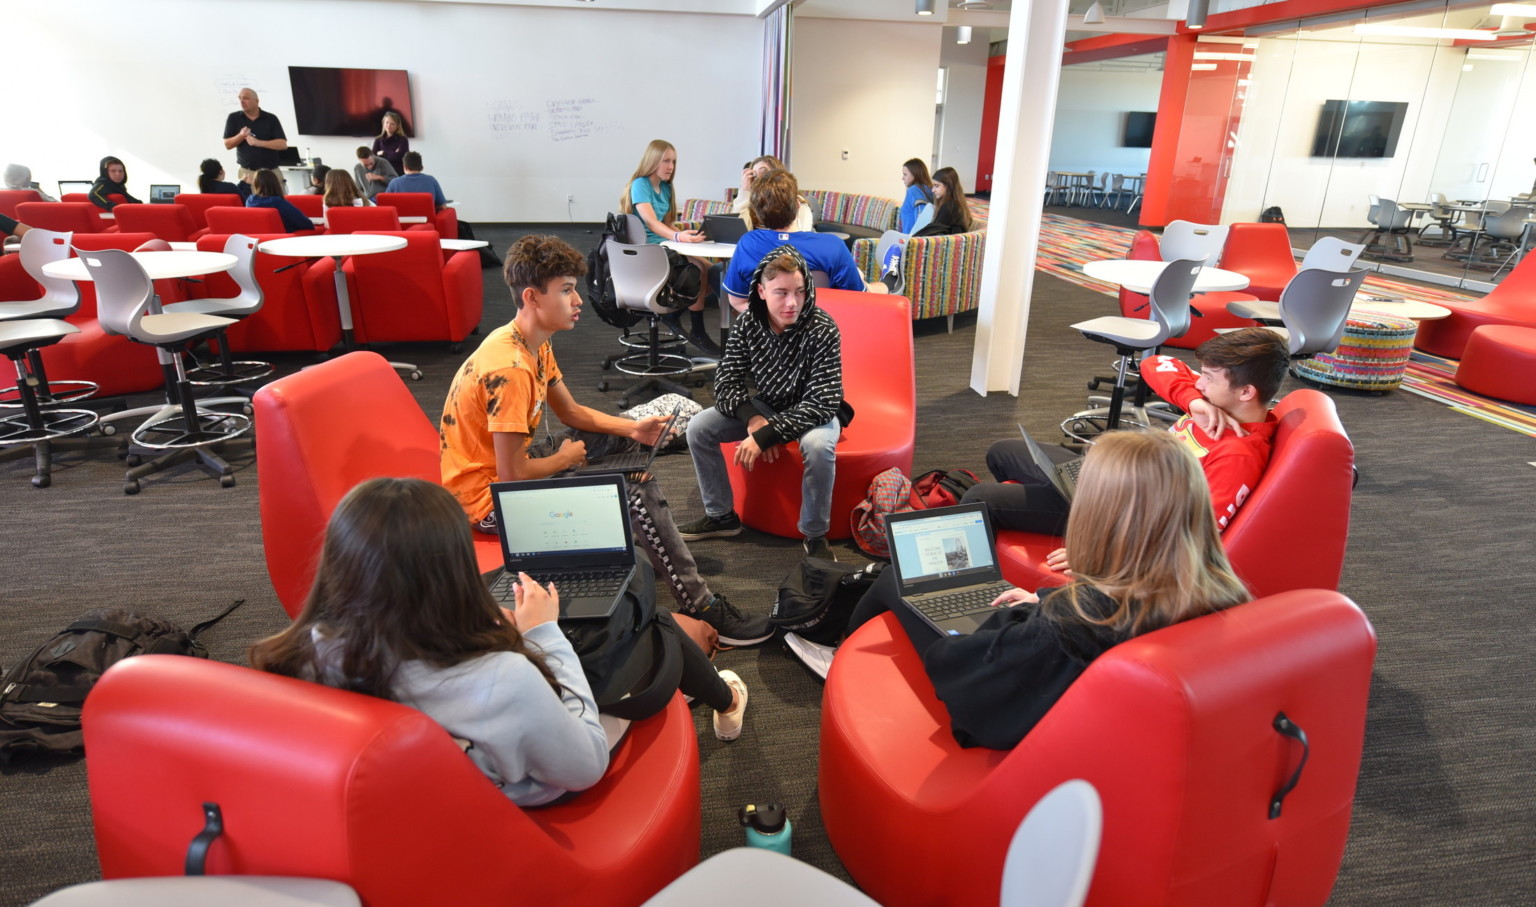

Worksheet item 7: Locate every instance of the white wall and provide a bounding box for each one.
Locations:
[788,17,941,200]
[938,32,990,190]
[1047,68,1161,177]
[6,0,764,222]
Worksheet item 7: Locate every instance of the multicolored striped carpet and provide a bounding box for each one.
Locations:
[1032,212,1536,438]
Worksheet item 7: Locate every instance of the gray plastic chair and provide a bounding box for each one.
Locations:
[80,247,251,494]
[1476,204,1534,277]
[1159,221,1229,266]
[1360,198,1414,261]
[1273,267,1368,358]
[603,240,696,408]
[1299,237,1366,272]
[999,779,1103,907]
[162,234,273,391]
[622,213,648,245]
[1418,192,1461,246]
[0,228,96,407]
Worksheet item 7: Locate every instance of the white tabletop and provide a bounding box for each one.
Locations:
[1353,298,1452,321]
[401,216,429,224]
[260,234,408,258]
[1082,259,1250,294]
[440,238,489,251]
[663,240,735,259]
[168,241,198,252]
[43,250,237,282]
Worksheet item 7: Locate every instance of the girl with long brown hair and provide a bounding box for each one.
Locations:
[250,477,610,806]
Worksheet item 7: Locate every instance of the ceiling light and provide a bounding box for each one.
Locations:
[1353,24,1496,40]
[1490,3,1536,15]
[1083,2,1106,25]
[916,0,935,15]
[956,25,973,44]
[1186,0,1208,29]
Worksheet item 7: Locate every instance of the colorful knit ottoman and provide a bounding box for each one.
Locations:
[1455,325,1536,405]
[1294,312,1418,391]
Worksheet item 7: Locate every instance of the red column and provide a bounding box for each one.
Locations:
[1143,33,1247,226]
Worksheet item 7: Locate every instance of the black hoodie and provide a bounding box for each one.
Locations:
[713,245,845,450]
[89,156,140,210]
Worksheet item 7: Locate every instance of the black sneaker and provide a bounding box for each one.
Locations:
[690,331,724,357]
[678,511,743,540]
[694,594,774,646]
[804,536,837,561]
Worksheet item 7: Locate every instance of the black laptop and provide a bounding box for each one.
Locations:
[702,214,748,243]
[885,503,1015,636]
[484,474,637,620]
[1018,424,1083,501]
[150,184,180,204]
[567,404,679,478]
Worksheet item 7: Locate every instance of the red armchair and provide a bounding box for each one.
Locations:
[84,655,702,907]
[1220,223,1299,302]
[15,201,114,234]
[173,193,244,232]
[110,203,204,243]
[721,290,915,539]
[0,189,43,219]
[377,192,459,239]
[819,589,1376,907]
[1413,250,1536,358]
[192,233,342,353]
[326,205,432,234]
[341,230,480,346]
[205,206,284,235]
[254,351,501,617]
[1120,230,1257,348]
[997,389,1354,599]
[288,193,323,219]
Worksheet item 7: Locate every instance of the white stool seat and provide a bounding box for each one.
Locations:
[28,876,361,907]
[0,319,79,352]
[1070,315,1163,347]
[136,312,236,345]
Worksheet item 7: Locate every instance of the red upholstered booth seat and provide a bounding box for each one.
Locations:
[187,233,342,353]
[1454,324,1536,404]
[341,230,481,346]
[84,655,701,907]
[173,193,244,232]
[110,203,205,243]
[1413,252,1536,358]
[254,351,501,617]
[997,389,1354,599]
[722,290,915,539]
[288,193,323,219]
[325,204,433,234]
[377,191,459,239]
[1121,230,1259,348]
[0,189,43,219]
[818,590,1376,907]
[1220,223,1299,302]
[204,205,320,236]
[16,201,114,234]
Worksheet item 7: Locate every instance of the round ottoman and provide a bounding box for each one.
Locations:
[1295,312,1417,392]
[1455,325,1536,405]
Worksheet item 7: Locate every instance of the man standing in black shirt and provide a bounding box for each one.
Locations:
[222,88,288,182]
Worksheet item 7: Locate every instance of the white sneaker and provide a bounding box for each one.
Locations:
[713,670,749,742]
[783,632,837,680]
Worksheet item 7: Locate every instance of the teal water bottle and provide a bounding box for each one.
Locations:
[738,803,792,855]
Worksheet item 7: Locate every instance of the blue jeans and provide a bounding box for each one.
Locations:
[687,405,838,539]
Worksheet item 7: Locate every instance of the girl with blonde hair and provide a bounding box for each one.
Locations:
[619,139,720,354]
[371,111,409,175]
[843,430,1251,750]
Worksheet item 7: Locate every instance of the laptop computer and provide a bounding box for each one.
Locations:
[149,184,180,204]
[1018,424,1083,501]
[885,503,1016,636]
[567,403,680,478]
[702,214,748,244]
[58,180,93,196]
[484,474,637,620]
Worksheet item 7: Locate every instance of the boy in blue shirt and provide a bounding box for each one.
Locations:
[385,151,449,209]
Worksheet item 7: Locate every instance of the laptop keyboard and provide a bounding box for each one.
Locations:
[914,583,1013,621]
[588,451,649,471]
[1060,457,1084,484]
[488,567,630,602]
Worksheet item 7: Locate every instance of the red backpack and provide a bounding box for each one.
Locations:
[851,468,980,559]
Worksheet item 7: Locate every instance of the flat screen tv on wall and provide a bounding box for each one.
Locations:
[1310,100,1407,159]
[1123,111,1156,148]
[288,66,415,138]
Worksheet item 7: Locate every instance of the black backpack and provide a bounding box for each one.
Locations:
[1260,206,1287,225]
[771,558,885,646]
[0,601,242,763]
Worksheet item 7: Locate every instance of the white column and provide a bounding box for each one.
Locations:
[969,0,1070,396]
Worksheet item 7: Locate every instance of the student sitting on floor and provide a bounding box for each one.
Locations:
[963,327,1289,573]
[438,234,773,648]
[845,430,1251,750]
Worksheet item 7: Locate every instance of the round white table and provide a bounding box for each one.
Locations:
[1352,299,1451,321]
[1082,259,1250,294]
[259,234,408,349]
[662,239,735,259]
[440,238,489,251]
[43,250,237,282]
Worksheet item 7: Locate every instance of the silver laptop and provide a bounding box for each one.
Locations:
[58,180,93,196]
[150,184,180,204]
[567,403,679,477]
[885,503,1015,636]
[1018,423,1083,501]
[702,214,748,243]
[485,474,637,620]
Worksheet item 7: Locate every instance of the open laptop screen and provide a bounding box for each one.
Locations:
[494,479,629,559]
[889,506,998,589]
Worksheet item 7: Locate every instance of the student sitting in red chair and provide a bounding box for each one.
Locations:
[964,327,1289,570]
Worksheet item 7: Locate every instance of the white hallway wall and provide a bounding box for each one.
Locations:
[1048,67,1160,178]
[6,0,765,223]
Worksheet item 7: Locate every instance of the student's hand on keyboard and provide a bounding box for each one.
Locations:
[512,572,560,632]
[990,587,1039,609]
[558,438,588,469]
[1045,547,1073,575]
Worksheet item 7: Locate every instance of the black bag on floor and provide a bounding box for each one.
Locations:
[771,558,885,646]
[0,600,243,763]
[1260,206,1287,225]
[558,556,682,721]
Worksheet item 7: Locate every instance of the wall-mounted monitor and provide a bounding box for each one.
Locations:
[288,66,415,138]
[1122,111,1156,148]
[1310,100,1407,159]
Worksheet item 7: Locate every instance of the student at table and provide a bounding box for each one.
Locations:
[897,158,935,234]
[198,159,251,198]
[919,167,975,237]
[733,155,814,232]
[309,164,330,195]
[371,112,410,176]
[246,169,313,233]
[89,156,140,210]
[385,152,449,209]
[353,147,398,202]
[321,170,368,213]
[4,164,55,202]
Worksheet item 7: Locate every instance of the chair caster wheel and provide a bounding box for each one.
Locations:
[598,380,609,392]
[32,475,50,489]
[409,371,423,381]
[243,402,254,416]
[124,480,140,495]
[449,343,462,354]
[125,454,142,467]
[618,398,630,408]
[221,475,237,488]
[101,423,117,436]
[601,361,612,371]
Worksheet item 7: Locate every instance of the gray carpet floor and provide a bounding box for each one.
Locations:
[1,220,1532,905]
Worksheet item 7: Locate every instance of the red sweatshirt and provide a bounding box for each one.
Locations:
[1140,355,1278,531]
